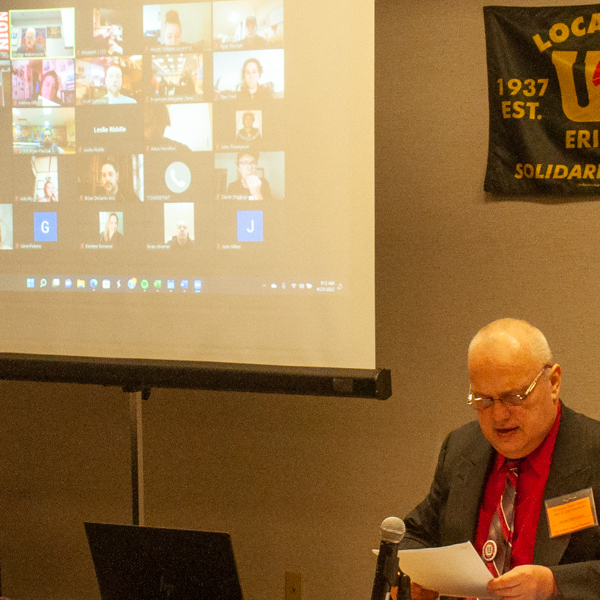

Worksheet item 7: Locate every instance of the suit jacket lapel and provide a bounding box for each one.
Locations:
[534,405,592,566]
[444,432,494,545]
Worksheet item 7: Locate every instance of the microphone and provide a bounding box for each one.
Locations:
[371,516,409,600]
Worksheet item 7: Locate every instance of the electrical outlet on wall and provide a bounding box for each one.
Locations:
[285,571,302,600]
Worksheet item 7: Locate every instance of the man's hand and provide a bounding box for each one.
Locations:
[487,565,559,600]
[244,174,263,199]
[390,581,438,600]
[409,582,439,600]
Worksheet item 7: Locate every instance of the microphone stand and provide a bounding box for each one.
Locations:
[397,571,411,600]
[372,548,412,600]
[371,517,411,600]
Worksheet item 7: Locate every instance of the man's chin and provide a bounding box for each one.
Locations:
[490,428,526,457]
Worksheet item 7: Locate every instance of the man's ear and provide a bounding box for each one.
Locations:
[550,364,561,401]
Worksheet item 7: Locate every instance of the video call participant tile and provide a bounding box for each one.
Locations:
[11,205,61,250]
[213,203,265,249]
[215,150,284,201]
[12,106,76,154]
[76,56,142,105]
[0,110,13,201]
[13,154,76,202]
[10,8,75,60]
[212,104,263,150]
[77,153,144,202]
[142,3,212,54]
[75,205,125,250]
[99,210,124,245]
[144,151,211,202]
[212,0,283,52]
[12,59,75,108]
[137,201,195,252]
[212,201,285,257]
[76,104,143,154]
[144,102,212,152]
[0,203,14,249]
[163,201,195,250]
[213,49,284,102]
[0,60,10,106]
[212,98,286,150]
[145,52,204,103]
[76,7,143,58]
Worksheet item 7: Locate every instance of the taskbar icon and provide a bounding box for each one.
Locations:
[25,276,203,293]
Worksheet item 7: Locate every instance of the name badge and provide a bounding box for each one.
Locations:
[545,488,598,538]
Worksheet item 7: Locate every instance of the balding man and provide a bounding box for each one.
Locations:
[399,319,600,600]
[167,220,194,249]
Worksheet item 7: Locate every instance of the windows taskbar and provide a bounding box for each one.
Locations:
[0,275,346,294]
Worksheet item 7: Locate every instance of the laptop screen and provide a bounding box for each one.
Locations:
[85,522,244,600]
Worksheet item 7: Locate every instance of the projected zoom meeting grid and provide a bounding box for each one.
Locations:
[0,1,285,254]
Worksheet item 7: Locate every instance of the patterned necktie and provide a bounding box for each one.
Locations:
[482,459,520,577]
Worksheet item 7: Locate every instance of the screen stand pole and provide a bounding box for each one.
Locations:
[127,389,147,526]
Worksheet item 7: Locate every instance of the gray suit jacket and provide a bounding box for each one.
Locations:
[400,404,600,600]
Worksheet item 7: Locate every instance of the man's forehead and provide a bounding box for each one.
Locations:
[469,349,537,374]
[469,329,536,365]
[468,351,541,396]
[468,329,541,373]
[102,164,116,172]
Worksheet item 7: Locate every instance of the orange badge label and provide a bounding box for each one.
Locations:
[545,488,598,538]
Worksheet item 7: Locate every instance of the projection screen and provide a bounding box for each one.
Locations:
[0,0,374,370]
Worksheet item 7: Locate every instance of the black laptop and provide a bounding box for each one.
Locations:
[84,522,244,600]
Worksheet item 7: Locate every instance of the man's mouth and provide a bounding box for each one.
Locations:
[496,426,519,436]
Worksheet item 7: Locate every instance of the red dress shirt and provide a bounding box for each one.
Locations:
[474,403,562,571]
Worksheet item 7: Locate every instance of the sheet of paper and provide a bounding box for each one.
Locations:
[398,542,497,598]
[373,542,498,598]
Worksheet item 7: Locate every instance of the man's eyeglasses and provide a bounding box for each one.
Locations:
[467,365,552,411]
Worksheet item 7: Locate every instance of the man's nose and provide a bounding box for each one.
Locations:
[490,398,511,420]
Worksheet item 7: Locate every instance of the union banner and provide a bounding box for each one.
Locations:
[484,5,600,195]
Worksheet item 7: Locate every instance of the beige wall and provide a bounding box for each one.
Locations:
[3,1,600,599]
